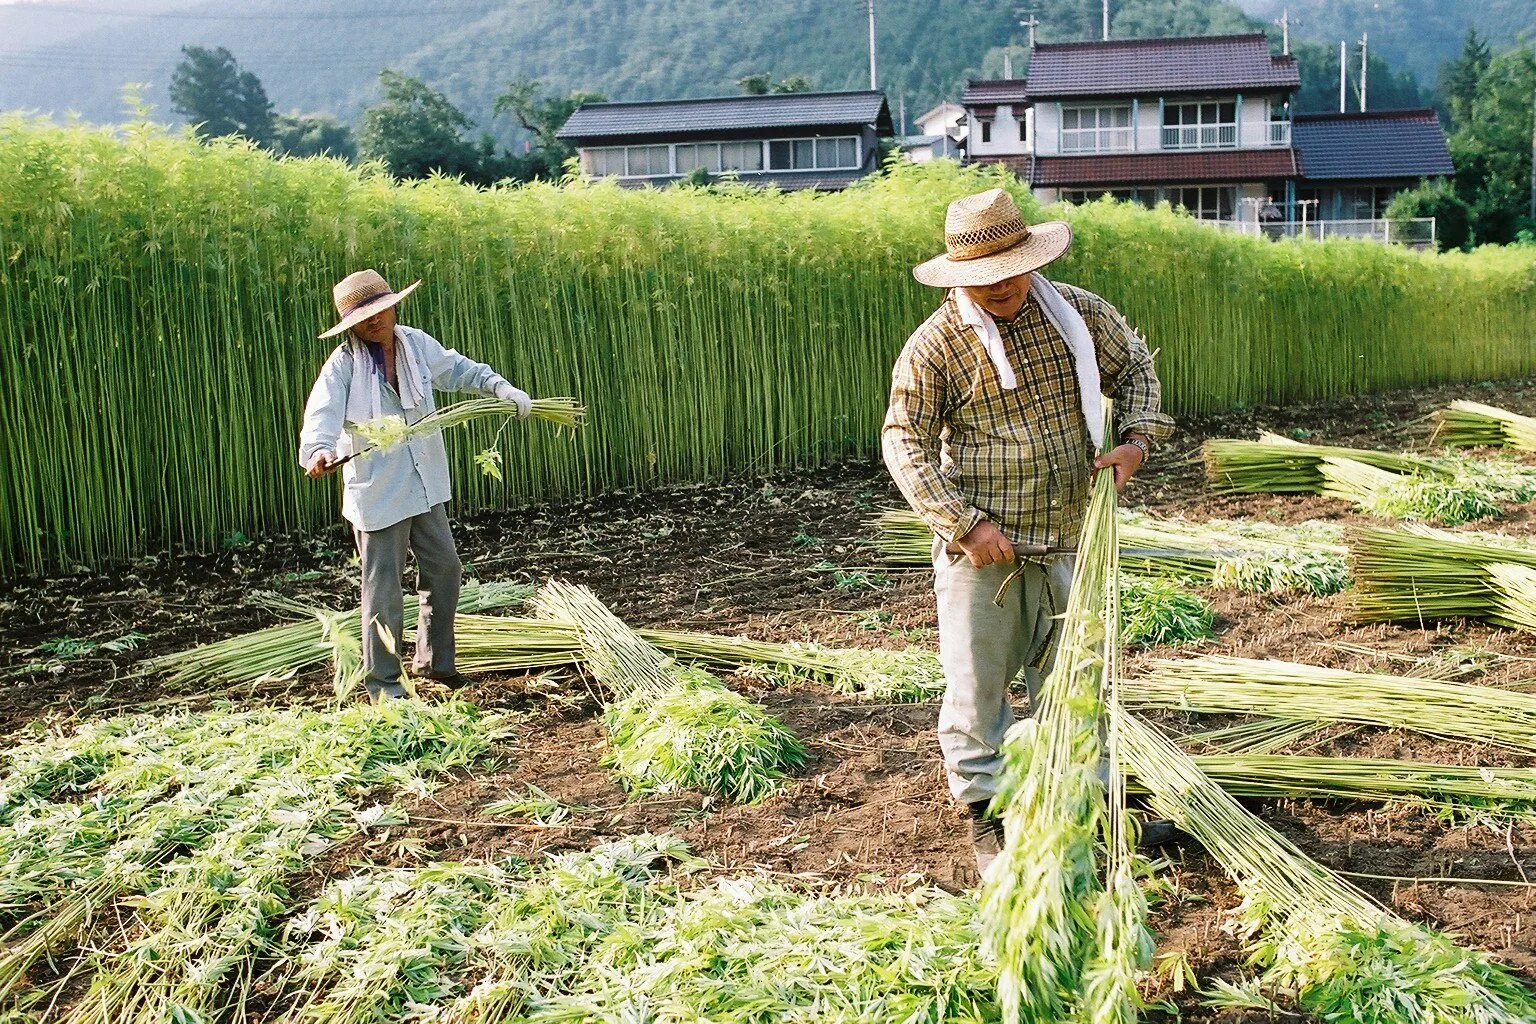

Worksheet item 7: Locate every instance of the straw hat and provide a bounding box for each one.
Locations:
[913,188,1072,288]
[319,269,422,339]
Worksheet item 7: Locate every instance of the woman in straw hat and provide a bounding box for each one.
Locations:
[299,269,534,701]
[881,188,1175,876]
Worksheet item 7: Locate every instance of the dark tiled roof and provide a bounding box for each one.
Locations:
[1292,109,1453,181]
[557,91,893,140]
[962,80,1029,105]
[968,154,1036,181]
[1025,34,1299,98]
[1033,148,1297,185]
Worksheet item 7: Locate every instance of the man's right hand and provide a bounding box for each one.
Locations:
[955,520,1015,568]
[306,452,337,479]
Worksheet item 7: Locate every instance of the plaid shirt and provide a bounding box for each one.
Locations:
[881,280,1174,547]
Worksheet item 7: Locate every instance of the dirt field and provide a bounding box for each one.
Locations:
[7,376,1536,1019]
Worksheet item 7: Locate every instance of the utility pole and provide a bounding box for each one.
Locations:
[1274,8,1290,54]
[1003,48,1013,78]
[1339,40,1347,113]
[1102,0,1109,40]
[865,0,878,90]
[898,94,907,135]
[1358,32,1368,111]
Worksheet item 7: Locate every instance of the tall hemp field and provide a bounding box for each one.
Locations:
[2,115,1534,574]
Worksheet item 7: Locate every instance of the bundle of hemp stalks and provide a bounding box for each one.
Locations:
[1119,706,1536,1023]
[530,581,804,803]
[1433,400,1536,453]
[980,451,1151,1024]
[1204,432,1507,525]
[1350,523,1536,632]
[871,507,1349,595]
[453,614,945,702]
[352,396,586,451]
[1127,654,1536,755]
[141,580,533,695]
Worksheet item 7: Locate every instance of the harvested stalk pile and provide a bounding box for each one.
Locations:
[1121,708,1536,1023]
[872,507,1349,595]
[0,701,495,1021]
[141,580,531,693]
[1129,654,1536,754]
[1203,433,1521,524]
[981,457,1151,1023]
[1350,524,1536,632]
[531,581,804,803]
[1434,400,1536,453]
[1119,574,1215,646]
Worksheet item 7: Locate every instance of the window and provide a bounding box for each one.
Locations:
[1169,185,1235,220]
[1060,187,1158,207]
[675,143,722,174]
[1060,105,1132,153]
[1018,117,1027,142]
[589,147,628,176]
[978,119,992,144]
[767,135,861,171]
[720,141,763,172]
[1161,101,1238,150]
[626,145,671,176]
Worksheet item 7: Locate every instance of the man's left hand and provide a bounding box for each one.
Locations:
[1093,441,1146,493]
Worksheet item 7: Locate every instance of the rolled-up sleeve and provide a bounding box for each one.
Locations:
[298,349,350,468]
[881,333,984,543]
[1085,295,1175,444]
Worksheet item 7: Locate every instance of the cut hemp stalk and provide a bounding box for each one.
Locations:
[1350,524,1536,633]
[530,581,805,803]
[1129,654,1536,755]
[1121,708,1536,1024]
[1204,432,1512,525]
[1433,400,1536,453]
[351,396,586,482]
[981,444,1152,1024]
[871,506,1349,596]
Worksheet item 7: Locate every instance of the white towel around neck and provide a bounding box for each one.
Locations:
[953,274,1104,450]
[344,325,429,432]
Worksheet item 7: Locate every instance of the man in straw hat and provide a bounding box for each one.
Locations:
[882,188,1175,876]
[299,269,534,701]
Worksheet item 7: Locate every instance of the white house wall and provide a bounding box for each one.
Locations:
[965,104,1031,157]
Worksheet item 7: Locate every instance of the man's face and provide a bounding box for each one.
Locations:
[961,274,1031,321]
[351,306,397,345]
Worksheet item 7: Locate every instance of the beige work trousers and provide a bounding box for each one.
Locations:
[352,503,462,696]
[933,537,1075,804]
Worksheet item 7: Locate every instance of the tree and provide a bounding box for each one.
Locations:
[493,76,605,181]
[737,73,814,95]
[1440,29,1493,127]
[169,45,275,145]
[359,70,505,183]
[269,112,356,161]
[1387,177,1472,250]
[1291,40,1428,114]
[1446,46,1536,244]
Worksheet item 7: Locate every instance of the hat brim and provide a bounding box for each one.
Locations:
[912,221,1073,288]
[318,279,422,339]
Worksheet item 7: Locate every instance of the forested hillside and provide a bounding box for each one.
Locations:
[0,0,1505,134]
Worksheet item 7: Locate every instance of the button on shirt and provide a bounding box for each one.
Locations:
[297,326,519,533]
[881,281,1174,548]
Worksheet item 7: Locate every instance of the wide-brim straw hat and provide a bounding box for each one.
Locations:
[913,188,1072,288]
[319,269,422,339]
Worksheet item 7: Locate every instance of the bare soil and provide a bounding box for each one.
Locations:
[8,376,1536,1018]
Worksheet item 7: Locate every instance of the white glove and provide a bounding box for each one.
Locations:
[494,381,533,419]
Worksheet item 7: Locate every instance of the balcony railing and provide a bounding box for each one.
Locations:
[1267,121,1291,145]
[1200,217,1437,249]
[1060,128,1134,154]
[1160,123,1237,149]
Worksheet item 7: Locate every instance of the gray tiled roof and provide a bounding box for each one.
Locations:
[1293,109,1454,180]
[1025,34,1299,98]
[962,80,1029,105]
[557,91,892,140]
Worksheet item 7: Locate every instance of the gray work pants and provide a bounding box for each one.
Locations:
[933,537,1075,804]
[353,503,462,694]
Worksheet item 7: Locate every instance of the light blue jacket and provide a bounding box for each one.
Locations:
[297,325,527,533]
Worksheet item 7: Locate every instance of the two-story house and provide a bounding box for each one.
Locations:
[964,34,1301,220]
[958,33,1454,242]
[556,91,894,191]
